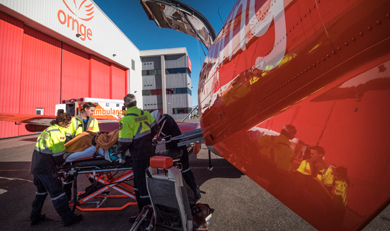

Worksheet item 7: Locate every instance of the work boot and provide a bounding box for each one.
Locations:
[31,212,46,225]
[64,214,83,227]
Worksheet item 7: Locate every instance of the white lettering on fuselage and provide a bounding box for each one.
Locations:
[216,0,286,71]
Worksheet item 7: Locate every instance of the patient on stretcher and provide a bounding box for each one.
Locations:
[65,144,127,162]
[64,130,129,163]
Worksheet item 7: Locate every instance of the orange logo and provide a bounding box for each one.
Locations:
[57,0,94,41]
[62,0,94,21]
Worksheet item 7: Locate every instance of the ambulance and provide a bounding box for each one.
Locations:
[56,98,125,120]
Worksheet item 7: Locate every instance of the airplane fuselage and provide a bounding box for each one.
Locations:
[199,0,390,230]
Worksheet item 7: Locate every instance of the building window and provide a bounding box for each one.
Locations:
[173,107,192,114]
[142,69,162,76]
[142,88,191,96]
[36,108,44,115]
[131,59,135,70]
[165,68,191,77]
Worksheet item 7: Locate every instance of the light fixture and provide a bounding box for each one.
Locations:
[76,33,81,38]
[113,54,116,57]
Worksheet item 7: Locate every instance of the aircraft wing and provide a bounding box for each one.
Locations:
[0,112,121,133]
[0,113,56,126]
[140,0,216,49]
[0,112,201,135]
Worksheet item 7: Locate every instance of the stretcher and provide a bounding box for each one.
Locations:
[61,156,137,212]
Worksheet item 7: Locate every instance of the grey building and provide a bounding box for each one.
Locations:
[140,48,193,120]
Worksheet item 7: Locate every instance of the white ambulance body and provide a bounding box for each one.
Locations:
[55,98,125,120]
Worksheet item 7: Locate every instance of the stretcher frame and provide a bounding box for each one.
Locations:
[64,162,137,212]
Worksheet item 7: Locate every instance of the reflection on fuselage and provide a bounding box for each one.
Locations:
[197,0,390,229]
[209,59,390,230]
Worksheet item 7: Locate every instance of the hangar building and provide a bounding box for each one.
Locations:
[0,0,192,138]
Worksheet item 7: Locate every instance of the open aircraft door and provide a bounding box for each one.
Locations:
[141,0,217,50]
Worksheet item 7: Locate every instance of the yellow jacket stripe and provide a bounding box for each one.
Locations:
[117,106,158,160]
[67,116,99,137]
[35,125,66,156]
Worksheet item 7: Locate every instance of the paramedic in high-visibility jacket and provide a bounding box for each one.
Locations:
[117,94,158,214]
[30,113,83,226]
[66,102,99,138]
[63,102,99,201]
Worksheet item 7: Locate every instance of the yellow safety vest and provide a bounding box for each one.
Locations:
[35,124,67,156]
[334,180,348,205]
[118,106,157,160]
[297,161,334,186]
[67,116,99,137]
[297,160,312,175]
[31,124,68,174]
[318,166,335,188]
[258,134,295,171]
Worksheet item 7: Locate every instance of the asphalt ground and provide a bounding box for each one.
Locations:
[0,135,389,230]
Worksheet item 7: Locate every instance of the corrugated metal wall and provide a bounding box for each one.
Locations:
[111,64,126,99]
[167,95,188,108]
[0,12,129,138]
[165,54,191,119]
[61,43,90,100]
[166,74,188,88]
[0,12,24,138]
[165,54,187,68]
[90,55,110,98]
[143,75,162,89]
[143,95,162,111]
[142,56,161,70]
[141,54,192,119]
[19,26,62,135]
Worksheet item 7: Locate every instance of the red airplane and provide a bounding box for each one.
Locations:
[140,0,390,230]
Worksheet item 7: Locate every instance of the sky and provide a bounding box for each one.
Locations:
[92,0,238,107]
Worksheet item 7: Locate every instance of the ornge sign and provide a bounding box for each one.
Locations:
[57,0,94,41]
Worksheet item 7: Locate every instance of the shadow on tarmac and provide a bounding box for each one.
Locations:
[0,144,245,230]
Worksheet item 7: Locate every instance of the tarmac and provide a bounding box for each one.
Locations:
[0,134,389,230]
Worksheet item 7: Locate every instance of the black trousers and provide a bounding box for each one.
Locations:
[132,159,151,212]
[180,147,198,196]
[63,175,74,201]
[31,173,75,225]
[156,147,198,196]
